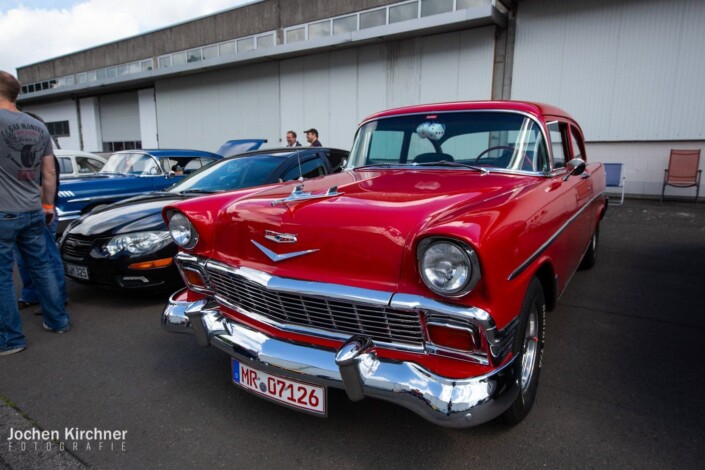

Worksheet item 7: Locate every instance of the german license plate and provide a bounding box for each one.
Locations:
[65,263,89,280]
[231,359,326,415]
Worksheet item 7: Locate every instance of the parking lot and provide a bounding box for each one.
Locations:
[1,198,704,469]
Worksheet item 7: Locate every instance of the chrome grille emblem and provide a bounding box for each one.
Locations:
[251,240,318,263]
[265,230,297,243]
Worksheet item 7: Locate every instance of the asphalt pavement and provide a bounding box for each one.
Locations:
[1,198,704,469]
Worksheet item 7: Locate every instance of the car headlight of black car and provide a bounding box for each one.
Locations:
[167,212,199,249]
[417,238,481,297]
[105,231,172,256]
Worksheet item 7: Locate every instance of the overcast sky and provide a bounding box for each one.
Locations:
[0,0,255,76]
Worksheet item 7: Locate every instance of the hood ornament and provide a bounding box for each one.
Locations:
[271,183,342,206]
[251,240,318,263]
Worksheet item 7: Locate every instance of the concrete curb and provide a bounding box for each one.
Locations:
[0,401,86,469]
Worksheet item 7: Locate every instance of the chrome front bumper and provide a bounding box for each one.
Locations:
[163,290,520,428]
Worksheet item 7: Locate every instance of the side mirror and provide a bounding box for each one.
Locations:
[563,158,586,181]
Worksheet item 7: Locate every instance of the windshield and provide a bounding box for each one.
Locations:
[348,111,549,173]
[101,152,161,176]
[168,155,285,193]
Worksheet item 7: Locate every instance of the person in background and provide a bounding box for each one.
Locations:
[304,128,322,147]
[0,70,71,357]
[15,111,67,312]
[285,131,301,147]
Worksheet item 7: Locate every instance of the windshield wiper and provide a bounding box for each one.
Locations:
[178,189,222,195]
[354,162,408,170]
[413,160,490,174]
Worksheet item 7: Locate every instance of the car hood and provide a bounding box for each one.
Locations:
[68,194,187,237]
[202,169,540,290]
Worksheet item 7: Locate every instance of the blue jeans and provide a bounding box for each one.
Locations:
[0,210,70,350]
[14,209,66,305]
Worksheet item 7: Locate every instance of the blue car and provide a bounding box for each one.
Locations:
[56,140,266,226]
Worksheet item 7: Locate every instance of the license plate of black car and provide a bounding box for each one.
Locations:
[65,263,89,280]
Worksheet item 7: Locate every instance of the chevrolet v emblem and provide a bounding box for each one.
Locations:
[265,230,297,243]
[251,240,318,263]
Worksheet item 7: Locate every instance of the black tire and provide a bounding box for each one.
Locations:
[502,277,546,425]
[579,223,600,270]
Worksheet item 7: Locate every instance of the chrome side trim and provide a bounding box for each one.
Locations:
[508,192,605,281]
[66,192,146,204]
[271,183,343,206]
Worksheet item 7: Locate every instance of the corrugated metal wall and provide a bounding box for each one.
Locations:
[155,27,495,150]
[512,0,705,142]
[99,92,141,142]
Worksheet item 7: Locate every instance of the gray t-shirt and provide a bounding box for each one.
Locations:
[0,109,53,212]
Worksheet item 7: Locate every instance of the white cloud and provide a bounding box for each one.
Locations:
[0,0,254,76]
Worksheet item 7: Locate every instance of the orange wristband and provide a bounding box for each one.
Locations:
[42,204,54,210]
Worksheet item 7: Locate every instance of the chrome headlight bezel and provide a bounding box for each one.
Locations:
[417,238,481,297]
[105,230,172,256]
[167,211,199,250]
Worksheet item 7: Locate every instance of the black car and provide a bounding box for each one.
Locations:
[59,147,348,290]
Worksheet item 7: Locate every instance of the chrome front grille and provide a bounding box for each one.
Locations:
[61,235,93,259]
[206,267,425,347]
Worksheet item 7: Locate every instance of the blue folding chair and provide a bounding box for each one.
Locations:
[604,163,625,205]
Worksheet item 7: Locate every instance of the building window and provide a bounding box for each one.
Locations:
[219,41,236,56]
[140,59,153,71]
[237,37,255,52]
[256,33,275,48]
[203,45,218,59]
[309,20,331,39]
[46,121,70,138]
[360,9,386,29]
[117,65,129,76]
[158,55,172,68]
[103,141,142,153]
[421,0,453,16]
[106,67,118,78]
[390,1,419,24]
[457,0,490,8]
[172,52,187,66]
[333,15,357,34]
[286,27,306,43]
[187,48,202,62]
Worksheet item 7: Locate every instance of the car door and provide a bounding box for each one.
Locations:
[547,120,593,287]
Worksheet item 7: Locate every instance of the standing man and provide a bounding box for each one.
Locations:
[304,128,322,147]
[285,131,301,147]
[0,71,71,356]
[15,112,67,312]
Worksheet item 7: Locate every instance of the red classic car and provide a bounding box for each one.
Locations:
[161,101,607,427]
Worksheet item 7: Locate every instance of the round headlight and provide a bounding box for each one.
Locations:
[168,212,198,249]
[418,240,480,297]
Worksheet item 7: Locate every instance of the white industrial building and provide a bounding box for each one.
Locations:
[15,0,705,200]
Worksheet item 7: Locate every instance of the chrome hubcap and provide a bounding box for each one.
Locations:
[520,306,539,392]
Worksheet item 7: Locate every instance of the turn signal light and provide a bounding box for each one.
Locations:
[183,268,206,288]
[128,258,173,270]
[427,324,477,351]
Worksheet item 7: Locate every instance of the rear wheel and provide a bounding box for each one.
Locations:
[502,277,546,425]
[579,223,600,270]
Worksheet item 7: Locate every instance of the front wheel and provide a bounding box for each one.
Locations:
[502,277,546,425]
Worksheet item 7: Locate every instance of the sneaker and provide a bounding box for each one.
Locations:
[42,322,71,334]
[0,346,26,356]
